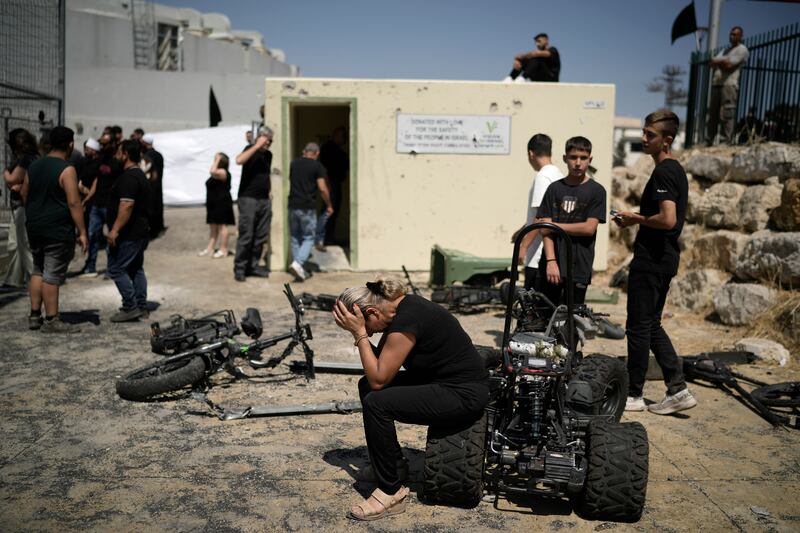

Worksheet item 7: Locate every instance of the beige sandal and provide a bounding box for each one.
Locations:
[347,486,410,521]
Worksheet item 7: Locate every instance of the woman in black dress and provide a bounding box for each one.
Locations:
[200,152,234,258]
[332,277,488,521]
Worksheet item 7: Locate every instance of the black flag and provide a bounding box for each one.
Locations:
[671,2,698,44]
[209,87,222,127]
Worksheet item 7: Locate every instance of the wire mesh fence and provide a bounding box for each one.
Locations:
[0,0,64,258]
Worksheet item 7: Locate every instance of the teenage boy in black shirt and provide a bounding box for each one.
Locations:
[536,136,606,307]
[615,110,696,415]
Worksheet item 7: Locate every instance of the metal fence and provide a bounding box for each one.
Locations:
[685,22,800,148]
[0,0,65,264]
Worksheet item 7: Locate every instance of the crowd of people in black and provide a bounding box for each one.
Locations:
[3,124,165,328]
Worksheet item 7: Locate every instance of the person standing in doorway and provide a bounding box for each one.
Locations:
[21,126,88,333]
[106,140,152,322]
[319,126,349,245]
[287,142,332,281]
[706,26,749,145]
[615,110,696,415]
[234,126,273,282]
[513,133,564,290]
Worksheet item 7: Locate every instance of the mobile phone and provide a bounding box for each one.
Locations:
[610,209,621,218]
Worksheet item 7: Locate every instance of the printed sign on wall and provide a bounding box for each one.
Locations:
[396,113,511,155]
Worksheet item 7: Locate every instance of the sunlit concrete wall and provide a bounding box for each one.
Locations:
[265,78,615,272]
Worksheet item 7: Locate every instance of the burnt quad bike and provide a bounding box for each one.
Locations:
[422,223,649,522]
[115,284,314,401]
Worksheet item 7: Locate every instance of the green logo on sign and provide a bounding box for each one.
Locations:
[486,121,498,132]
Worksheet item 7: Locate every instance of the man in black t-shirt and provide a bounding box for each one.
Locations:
[536,136,606,308]
[505,33,561,83]
[287,143,332,281]
[615,110,696,416]
[319,126,349,245]
[106,140,152,322]
[233,126,273,282]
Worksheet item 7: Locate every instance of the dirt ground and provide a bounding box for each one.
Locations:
[1,207,799,533]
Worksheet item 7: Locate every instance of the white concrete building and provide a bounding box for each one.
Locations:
[65,0,298,143]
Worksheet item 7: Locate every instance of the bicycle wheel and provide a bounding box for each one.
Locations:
[116,356,206,401]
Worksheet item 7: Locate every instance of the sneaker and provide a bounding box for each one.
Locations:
[356,460,409,483]
[78,269,99,279]
[314,242,327,252]
[212,250,226,259]
[28,314,44,330]
[648,388,697,415]
[514,76,529,84]
[139,307,150,319]
[288,261,307,281]
[110,307,144,323]
[198,249,211,257]
[502,75,514,83]
[40,317,81,333]
[625,396,646,412]
[234,272,246,282]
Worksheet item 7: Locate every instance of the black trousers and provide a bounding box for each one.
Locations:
[358,374,488,494]
[234,197,272,276]
[625,269,687,397]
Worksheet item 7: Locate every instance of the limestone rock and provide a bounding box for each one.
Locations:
[737,183,783,232]
[668,269,729,311]
[678,223,704,252]
[685,152,731,182]
[628,155,654,181]
[781,305,800,344]
[730,142,800,183]
[735,231,800,286]
[769,178,800,231]
[734,337,790,366]
[705,182,747,229]
[712,283,773,326]
[688,230,748,273]
[686,189,711,224]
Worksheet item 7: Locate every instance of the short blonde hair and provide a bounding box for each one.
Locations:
[338,276,407,312]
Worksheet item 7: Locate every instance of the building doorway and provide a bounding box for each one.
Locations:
[287,102,353,264]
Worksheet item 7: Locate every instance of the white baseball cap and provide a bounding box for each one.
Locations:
[85,138,101,151]
[142,133,155,145]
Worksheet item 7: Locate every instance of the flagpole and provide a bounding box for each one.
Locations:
[708,0,723,53]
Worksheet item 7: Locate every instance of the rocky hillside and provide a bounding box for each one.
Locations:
[609,142,800,361]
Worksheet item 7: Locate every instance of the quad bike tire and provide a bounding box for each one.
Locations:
[570,354,628,421]
[596,318,625,340]
[751,382,800,408]
[116,356,206,401]
[423,412,487,508]
[576,421,649,522]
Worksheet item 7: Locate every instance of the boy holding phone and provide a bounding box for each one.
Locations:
[536,136,606,306]
[614,109,696,415]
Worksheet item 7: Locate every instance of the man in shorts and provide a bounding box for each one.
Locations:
[21,126,88,333]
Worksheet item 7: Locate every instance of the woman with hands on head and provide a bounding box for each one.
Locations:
[332,276,489,521]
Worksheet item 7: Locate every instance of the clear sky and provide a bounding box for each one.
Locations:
[158,0,799,119]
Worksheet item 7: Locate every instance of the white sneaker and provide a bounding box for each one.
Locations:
[625,396,646,412]
[198,249,211,257]
[648,389,697,415]
[502,75,514,83]
[514,76,529,84]
[212,250,226,258]
[288,260,307,281]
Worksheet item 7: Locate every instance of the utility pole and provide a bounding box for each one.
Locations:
[708,0,723,53]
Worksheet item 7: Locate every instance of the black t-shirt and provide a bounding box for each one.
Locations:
[94,154,122,209]
[288,157,327,209]
[144,149,163,181]
[631,159,688,276]
[107,166,151,241]
[379,294,486,385]
[238,147,272,199]
[25,156,74,242]
[537,178,606,284]
[77,156,101,203]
